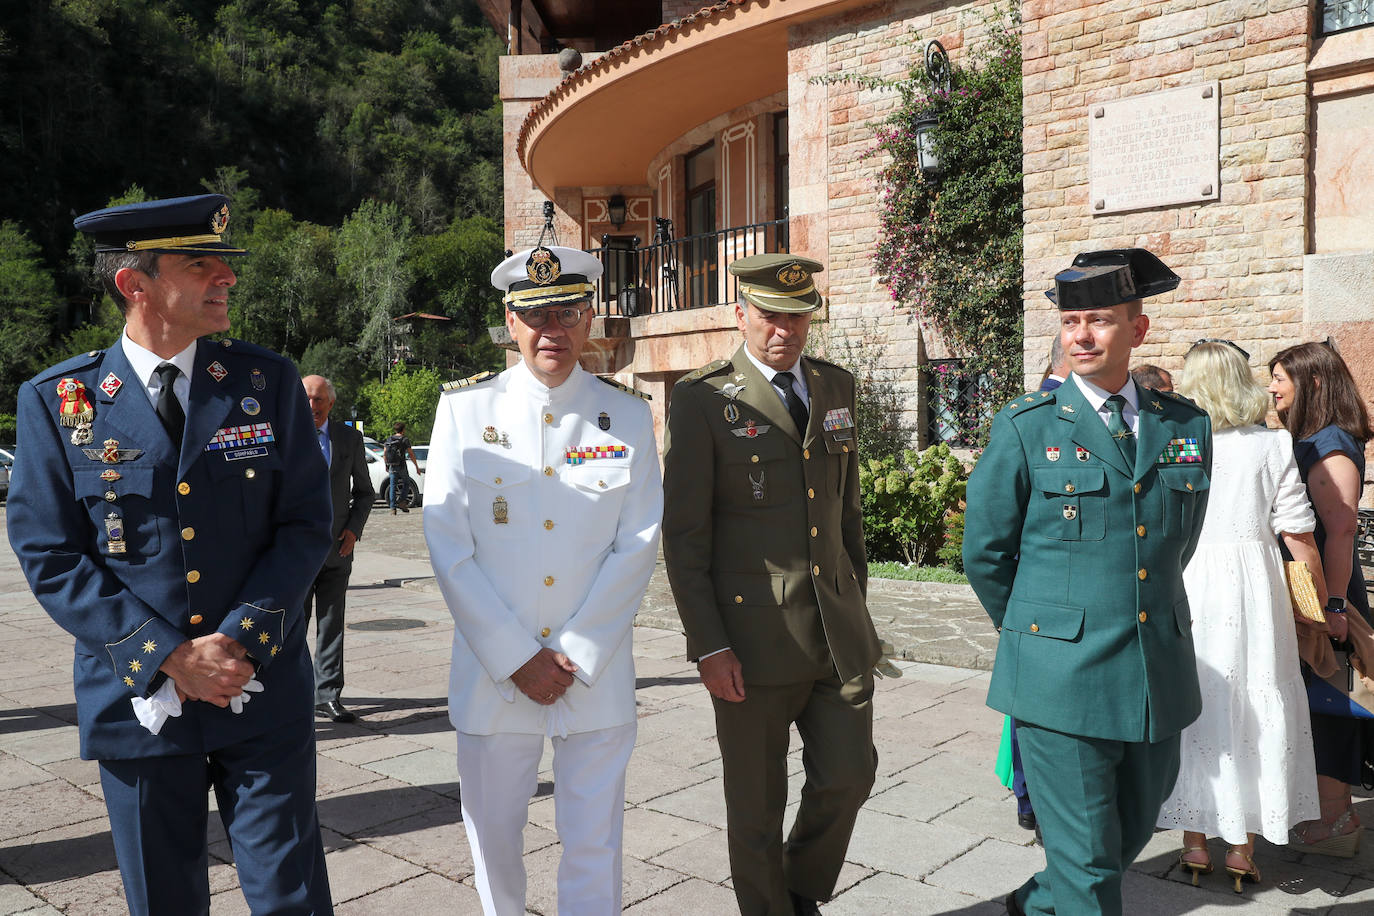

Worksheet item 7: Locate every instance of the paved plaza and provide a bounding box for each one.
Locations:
[2,506,1373,914]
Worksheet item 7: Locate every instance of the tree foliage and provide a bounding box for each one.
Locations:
[359,363,443,443]
[0,1,505,436]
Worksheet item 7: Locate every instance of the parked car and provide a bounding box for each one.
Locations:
[365,444,427,507]
[361,435,383,460]
[0,447,13,503]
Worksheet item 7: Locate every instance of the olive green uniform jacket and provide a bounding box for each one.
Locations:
[962,378,1212,743]
[662,346,881,685]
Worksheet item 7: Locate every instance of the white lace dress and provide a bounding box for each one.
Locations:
[1156,425,1320,844]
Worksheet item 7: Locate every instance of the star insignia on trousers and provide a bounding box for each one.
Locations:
[128,659,142,673]
[142,640,157,654]
[123,676,135,687]
[240,618,254,630]
[258,632,271,644]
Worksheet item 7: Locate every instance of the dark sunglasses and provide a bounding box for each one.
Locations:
[1188,338,1250,360]
[515,305,589,329]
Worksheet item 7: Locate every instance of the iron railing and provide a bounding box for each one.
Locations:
[1322,0,1374,34]
[588,218,789,317]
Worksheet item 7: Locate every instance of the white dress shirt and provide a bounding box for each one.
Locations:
[120,331,194,414]
[1072,373,1140,435]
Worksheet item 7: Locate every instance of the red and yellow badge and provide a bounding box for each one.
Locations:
[55,378,94,429]
[210,203,230,234]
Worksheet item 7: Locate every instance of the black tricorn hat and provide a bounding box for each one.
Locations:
[1045,248,1179,310]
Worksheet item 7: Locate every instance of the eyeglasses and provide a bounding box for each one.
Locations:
[1188,338,1250,360]
[515,305,589,329]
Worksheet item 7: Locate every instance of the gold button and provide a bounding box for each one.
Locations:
[1138,611,1148,623]
[803,449,811,459]
[1065,484,1075,493]
[1133,483,1142,494]
[808,488,815,499]
[181,527,196,541]
[544,520,554,530]
[851,571,858,580]
[544,466,554,476]
[544,575,554,586]
[1030,623,1040,633]
[812,564,820,575]
[177,482,191,495]
[104,491,117,502]
[751,455,759,463]
[186,570,201,584]
[1138,568,1147,581]
[494,476,503,484]
[540,627,551,637]
[810,527,818,537]
[842,445,849,452]
[1186,482,1194,491]
[1136,525,1146,537]
[544,413,553,424]
[245,468,256,479]
[189,614,203,625]
[735,595,743,604]
[598,480,607,488]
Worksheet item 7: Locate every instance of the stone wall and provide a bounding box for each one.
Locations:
[789,0,1002,445]
[1021,0,1312,387]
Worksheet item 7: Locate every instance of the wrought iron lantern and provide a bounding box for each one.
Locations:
[916,40,952,176]
[607,194,627,228]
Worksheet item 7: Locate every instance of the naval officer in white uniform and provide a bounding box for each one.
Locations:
[423,245,662,915]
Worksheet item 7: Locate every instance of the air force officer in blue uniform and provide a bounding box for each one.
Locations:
[964,249,1212,916]
[6,195,334,915]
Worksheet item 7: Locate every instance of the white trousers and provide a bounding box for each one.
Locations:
[455,722,636,916]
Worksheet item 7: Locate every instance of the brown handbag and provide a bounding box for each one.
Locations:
[1285,560,1326,624]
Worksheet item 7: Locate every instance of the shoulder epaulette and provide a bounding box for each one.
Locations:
[680,360,731,385]
[802,354,853,377]
[1000,390,1057,415]
[31,348,106,383]
[441,370,497,393]
[598,375,651,400]
[1153,388,1205,412]
[212,337,283,360]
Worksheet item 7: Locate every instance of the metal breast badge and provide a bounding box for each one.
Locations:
[749,470,766,501]
[492,495,509,525]
[718,382,746,423]
[104,512,127,555]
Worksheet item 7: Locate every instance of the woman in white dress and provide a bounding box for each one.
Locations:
[1156,340,1327,893]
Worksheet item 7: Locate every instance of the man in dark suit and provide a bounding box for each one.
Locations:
[964,249,1212,916]
[663,253,882,916]
[6,194,334,915]
[303,374,373,723]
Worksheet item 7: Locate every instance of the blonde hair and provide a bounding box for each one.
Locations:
[1177,342,1269,430]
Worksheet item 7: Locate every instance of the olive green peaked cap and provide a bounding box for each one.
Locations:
[729,253,824,313]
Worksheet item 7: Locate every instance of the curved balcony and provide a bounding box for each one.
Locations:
[517,0,872,194]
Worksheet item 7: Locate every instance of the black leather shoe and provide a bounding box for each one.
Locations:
[1018,810,1037,831]
[316,700,356,723]
[789,891,821,916]
[1005,890,1025,916]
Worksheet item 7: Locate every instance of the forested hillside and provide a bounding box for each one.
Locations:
[0,0,507,429]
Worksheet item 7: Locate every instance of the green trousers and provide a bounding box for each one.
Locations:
[1014,723,1181,916]
[712,669,875,916]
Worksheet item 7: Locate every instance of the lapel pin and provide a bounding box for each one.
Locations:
[599,412,611,431]
[99,373,123,398]
[1046,447,1060,462]
[251,368,266,391]
[206,361,228,382]
[482,426,498,443]
[240,396,261,416]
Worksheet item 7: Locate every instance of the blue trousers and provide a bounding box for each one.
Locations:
[98,715,332,915]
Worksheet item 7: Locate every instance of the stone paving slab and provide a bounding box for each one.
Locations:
[3,507,1374,913]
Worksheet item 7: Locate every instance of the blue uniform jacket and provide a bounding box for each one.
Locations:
[962,378,1212,743]
[6,338,332,760]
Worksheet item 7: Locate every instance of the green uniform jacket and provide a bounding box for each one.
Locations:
[663,346,881,685]
[962,378,1212,743]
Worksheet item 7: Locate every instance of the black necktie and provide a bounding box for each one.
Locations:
[774,371,809,436]
[1104,394,1135,466]
[155,363,185,446]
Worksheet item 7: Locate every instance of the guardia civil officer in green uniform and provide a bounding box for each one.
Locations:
[663,254,882,916]
[964,249,1212,916]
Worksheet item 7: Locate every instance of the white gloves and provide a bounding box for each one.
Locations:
[130,677,265,734]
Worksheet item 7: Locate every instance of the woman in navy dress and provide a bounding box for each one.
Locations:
[1269,341,1373,857]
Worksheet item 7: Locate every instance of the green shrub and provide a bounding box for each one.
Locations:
[860,443,969,565]
[868,561,968,584]
[937,509,966,573]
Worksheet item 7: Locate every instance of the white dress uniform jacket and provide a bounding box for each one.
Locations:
[424,361,663,736]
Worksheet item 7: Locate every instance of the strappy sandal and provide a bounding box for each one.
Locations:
[1178,843,1213,886]
[1224,848,1261,894]
[1292,806,1363,858]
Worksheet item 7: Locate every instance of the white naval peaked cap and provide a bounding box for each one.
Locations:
[491,245,603,310]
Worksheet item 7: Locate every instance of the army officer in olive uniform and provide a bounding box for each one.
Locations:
[963,249,1212,916]
[6,195,334,915]
[663,254,882,916]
